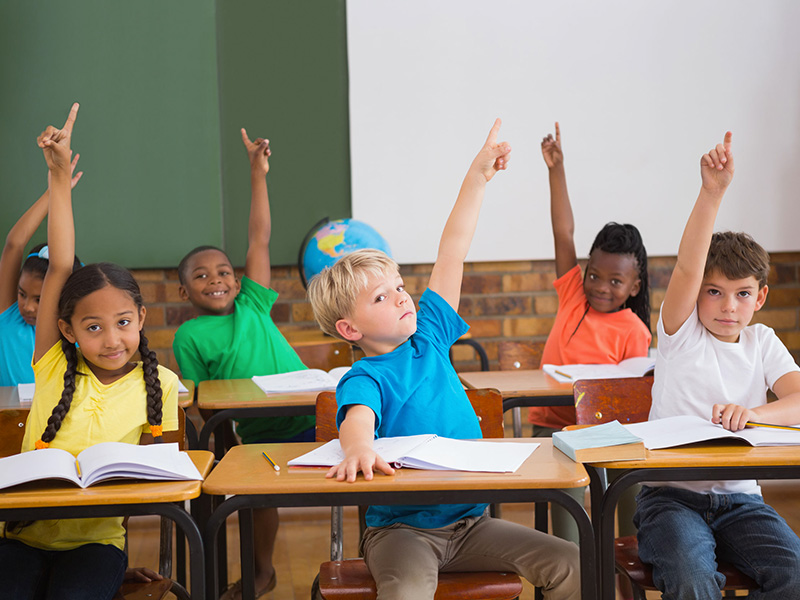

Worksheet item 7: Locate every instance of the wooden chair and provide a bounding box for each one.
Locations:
[294,340,354,371]
[497,341,544,371]
[312,388,522,600]
[573,377,757,599]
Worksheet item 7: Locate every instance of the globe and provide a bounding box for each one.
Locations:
[300,218,392,286]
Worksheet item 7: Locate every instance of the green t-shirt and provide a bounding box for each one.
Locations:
[173,276,314,443]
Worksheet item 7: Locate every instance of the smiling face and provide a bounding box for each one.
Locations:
[178,249,241,316]
[583,249,642,314]
[17,270,44,326]
[697,271,767,343]
[58,284,146,383]
[335,269,417,356]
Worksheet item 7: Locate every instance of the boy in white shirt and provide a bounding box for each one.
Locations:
[636,132,800,599]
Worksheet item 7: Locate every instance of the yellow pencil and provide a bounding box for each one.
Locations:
[746,421,800,432]
[262,451,281,471]
[554,369,573,380]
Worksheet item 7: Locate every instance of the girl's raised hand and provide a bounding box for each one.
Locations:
[471,118,511,182]
[37,103,79,174]
[47,152,84,190]
[700,131,734,193]
[541,122,563,169]
[241,127,271,174]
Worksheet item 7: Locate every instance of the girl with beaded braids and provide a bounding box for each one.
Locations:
[0,104,180,598]
[529,123,652,558]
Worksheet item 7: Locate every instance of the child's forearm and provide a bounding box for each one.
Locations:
[548,164,577,277]
[248,168,272,249]
[46,171,75,274]
[751,395,800,426]
[339,405,377,457]
[438,168,486,263]
[4,191,48,250]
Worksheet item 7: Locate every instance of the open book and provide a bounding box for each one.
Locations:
[0,442,203,490]
[623,415,800,450]
[252,367,351,394]
[553,421,646,462]
[543,356,655,383]
[287,434,539,473]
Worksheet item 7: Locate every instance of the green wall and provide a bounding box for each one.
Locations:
[0,0,350,269]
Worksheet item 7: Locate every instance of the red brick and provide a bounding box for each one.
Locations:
[270,302,290,324]
[164,282,183,303]
[401,275,428,296]
[145,305,165,327]
[751,309,797,330]
[770,263,796,285]
[533,295,559,315]
[166,305,196,327]
[146,328,177,350]
[647,256,677,269]
[140,282,165,304]
[471,260,534,273]
[291,302,316,324]
[770,252,800,263]
[765,288,800,308]
[463,296,532,317]
[464,319,502,338]
[272,278,308,300]
[650,290,666,310]
[648,265,673,289]
[776,331,800,351]
[164,268,181,282]
[461,274,502,295]
[502,317,555,338]
[502,273,552,293]
[133,269,166,282]
[406,263,433,275]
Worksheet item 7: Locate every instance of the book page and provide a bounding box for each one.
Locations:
[399,438,539,473]
[77,442,203,487]
[287,435,436,467]
[252,369,338,394]
[0,447,81,490]
[16,383,35,404]
[623,416,746,450]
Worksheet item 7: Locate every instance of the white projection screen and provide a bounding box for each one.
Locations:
[347,1,800,264]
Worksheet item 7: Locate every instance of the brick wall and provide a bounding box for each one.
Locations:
[134,252,800,377]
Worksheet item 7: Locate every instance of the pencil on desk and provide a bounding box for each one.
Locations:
[554,369,573,380]
[746,421,800,432]
[262,451,281,471]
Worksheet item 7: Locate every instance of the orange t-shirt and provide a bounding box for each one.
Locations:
[529,265,652,429]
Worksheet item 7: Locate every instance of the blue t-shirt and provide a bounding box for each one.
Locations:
[0,302,35,386]
[337,288,487,529]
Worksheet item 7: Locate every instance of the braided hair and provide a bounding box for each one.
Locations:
[588,222,650,331]
[38,263,164,446]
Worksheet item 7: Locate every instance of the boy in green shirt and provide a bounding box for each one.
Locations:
[173,129,312,598]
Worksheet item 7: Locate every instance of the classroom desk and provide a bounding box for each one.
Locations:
[202,438,597,600]
[586,444,800,600]
[197,379,319,459]
[458,370,574,437]
[0,450,214,600]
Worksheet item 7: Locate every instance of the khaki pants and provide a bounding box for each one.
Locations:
[361,514,580,600]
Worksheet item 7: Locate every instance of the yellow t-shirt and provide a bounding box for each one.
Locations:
[7,342,179,551]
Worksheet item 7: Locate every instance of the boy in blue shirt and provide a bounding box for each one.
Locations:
[637,132,800,599]
[307,120,580,600]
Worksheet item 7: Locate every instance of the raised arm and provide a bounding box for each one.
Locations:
[0,153,82,313]
[541,122,577,278]
[34,103,79,362]
[428,118,511,308]
[327,404,395,483]
[661,132,734,335]
[241,128,272,288]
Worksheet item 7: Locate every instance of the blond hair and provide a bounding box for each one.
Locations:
[307,249,400,340]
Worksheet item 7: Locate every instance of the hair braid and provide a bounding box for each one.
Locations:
[40,339,79,445]
[139,331,164,441]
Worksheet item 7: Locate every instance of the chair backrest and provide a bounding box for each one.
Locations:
[0,409,29,457]
[294,340,354,371]
[140,406,187,450]
[497,341,544,371]
[573,376,653,425]
[315,388,505,442]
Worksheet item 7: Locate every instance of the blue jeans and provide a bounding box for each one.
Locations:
[0,538,127,600]
[634,485,800,600]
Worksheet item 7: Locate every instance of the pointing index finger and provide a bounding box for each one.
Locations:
[240,127,252,147]
[554,121,561,144]
[484,118,502,146]
[723,131,733,153]
[62,102,79,133]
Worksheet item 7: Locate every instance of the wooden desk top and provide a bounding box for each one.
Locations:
[197,378,320,410]
[282,328,340,347]
[589,443,800,469]
[1,382,195,410]
[202,438,588,497]
[458,370,573,399]
[0,451,214,509]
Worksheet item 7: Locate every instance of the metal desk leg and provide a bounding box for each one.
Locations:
[512,407,522,437]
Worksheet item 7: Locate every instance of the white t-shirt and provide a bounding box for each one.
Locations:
[650,305,800,495]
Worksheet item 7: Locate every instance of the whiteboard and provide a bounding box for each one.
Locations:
[347,1,800,264]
